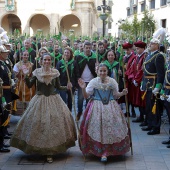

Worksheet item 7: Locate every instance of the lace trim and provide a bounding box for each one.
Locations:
[32,68,60,85]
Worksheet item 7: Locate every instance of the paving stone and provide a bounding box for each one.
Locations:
[2,108,170,170]
[145,161,169,170]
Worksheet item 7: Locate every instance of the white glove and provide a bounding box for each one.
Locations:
[167,95,170,102]
[11,79,15,86]
[133,80,138,87]
[152,88,160,96]
[140,85,144,91]
[160,95,165,101]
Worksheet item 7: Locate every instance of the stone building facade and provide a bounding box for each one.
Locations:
[0,0,106,37]
[112,0,170,37]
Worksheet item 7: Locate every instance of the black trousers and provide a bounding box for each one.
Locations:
[163,100,170,136]
[146,91,161,130]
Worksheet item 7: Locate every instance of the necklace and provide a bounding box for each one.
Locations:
[98,77,108,84]
[101,78,106,83]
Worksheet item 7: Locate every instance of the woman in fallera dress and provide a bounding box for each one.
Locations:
[10,53,77,163]
[78,63,130,162]
[13,50,35,105]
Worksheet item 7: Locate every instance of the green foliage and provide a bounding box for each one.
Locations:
[131,14,140,41]
[118,9,156,41]
[141,9,156,38]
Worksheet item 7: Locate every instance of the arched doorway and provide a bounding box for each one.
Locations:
[29,14,50,36]
[1,14,21,34]
[60,14,81,36]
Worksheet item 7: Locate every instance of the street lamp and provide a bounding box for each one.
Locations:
[97,0,111,37]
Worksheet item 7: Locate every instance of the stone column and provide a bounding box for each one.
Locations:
[49,13,59,34]
[75,0,97,37]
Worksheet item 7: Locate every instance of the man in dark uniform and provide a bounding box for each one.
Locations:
[160,47,170,147]
[141,38,165,135]
[75,41,97,120]
[0,45,11,152]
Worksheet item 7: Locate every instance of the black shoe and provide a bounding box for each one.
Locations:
[139,122,148,127]
[141,127,152,131]
[167,145,170,148]
[162,140,170,145]
[0,147,10,152]
[131,113,136,118]
[76,112,82,121]
[147,129,160,135]
[132,117,144,123]
[3,143,10,148]
[4,135,11,139]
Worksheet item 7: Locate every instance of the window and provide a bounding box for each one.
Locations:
[162,19,166,28]
[160,0,167,6]
[127,8,130,16]
[150,0,155,9]
[133,6,137,14]
[141,2,146,12]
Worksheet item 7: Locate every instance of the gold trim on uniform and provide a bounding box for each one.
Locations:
[165,70,170,85]
[143,53,159,76]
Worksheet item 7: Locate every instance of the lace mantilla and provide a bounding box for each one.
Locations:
[86,77,119,96]
[33,68,60,85]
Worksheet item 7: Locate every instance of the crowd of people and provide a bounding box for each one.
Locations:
[1,25,170,163]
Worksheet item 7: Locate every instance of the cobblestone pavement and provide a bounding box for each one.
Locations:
[1,108,170,170]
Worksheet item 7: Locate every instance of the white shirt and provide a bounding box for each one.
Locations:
[81,64,94,83]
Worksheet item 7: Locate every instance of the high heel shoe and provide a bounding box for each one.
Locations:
[101,156,107,162]
[47,156,53,163]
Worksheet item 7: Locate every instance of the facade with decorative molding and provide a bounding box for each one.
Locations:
[0,0,113,37]
[112,0,170,38]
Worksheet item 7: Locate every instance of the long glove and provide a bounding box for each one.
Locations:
[167,95,170,102]
[152,88,160,96]
[160,95,165,101]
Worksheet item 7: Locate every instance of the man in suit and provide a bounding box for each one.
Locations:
[141,38,165,135]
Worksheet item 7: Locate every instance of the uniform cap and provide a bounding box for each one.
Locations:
[150,38,160,44]
[0,45,10,53]
[122,42,133,49]
[134,40,146,48]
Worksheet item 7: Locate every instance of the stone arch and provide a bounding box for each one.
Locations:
[1,14,21,34]
[60,14,81,36]
[29,14,50,36]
